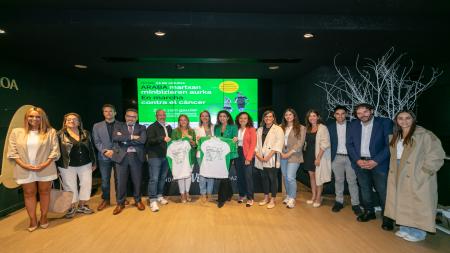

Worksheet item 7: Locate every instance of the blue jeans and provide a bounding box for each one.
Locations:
[280,159,300,199]
[399,226,427,240]
[148,157,169,202]
[235,147,254,199]
[355,167,388,213]
[198,158,215,195]
[98,159,117,201]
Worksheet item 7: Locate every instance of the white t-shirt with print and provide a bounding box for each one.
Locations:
[167,140,193,180]
[199,138,231,179]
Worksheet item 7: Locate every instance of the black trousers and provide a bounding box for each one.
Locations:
[261,167,278,197]
[218,178,233,203]
[116,153,143,205]
[218,159,234,203]
[235,147,254,199]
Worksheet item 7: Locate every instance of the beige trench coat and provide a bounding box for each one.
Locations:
[314,124,332,186]
[385,126,445,232]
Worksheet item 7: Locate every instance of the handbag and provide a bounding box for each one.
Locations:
[49,176,73,213]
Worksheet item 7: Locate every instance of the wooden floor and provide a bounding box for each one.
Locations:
[0,187,449,253]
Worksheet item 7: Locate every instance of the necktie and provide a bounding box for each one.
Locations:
[128,125,133,134]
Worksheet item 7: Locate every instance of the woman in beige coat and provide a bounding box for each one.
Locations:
[280,108,306,208]
[7,107,60,231]
[385,111,445,242]
[302,110,331,208]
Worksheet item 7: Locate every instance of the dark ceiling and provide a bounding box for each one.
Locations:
[1,1,450,82]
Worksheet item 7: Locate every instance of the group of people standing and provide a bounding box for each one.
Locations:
[7,103,445,243]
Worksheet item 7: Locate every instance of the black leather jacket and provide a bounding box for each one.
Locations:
[56,129,96,168]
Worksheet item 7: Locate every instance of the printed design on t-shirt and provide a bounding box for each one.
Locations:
[198,136,237,179]
[166,138,194,180]
[204,146,226,161]
[171,145,189,164]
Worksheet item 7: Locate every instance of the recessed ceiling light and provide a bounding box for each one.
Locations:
[176,64,185,70]
[0,29,6,34]
[74,64,88,69]
[303,33,315,39]
[268,65,279,70]
[154,31,166,37]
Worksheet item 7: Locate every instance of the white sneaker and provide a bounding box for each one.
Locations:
[150,201,160,212]
[306,199,314,205]
[395,230,409,238]
[287,199,296,209]
[282,197,289,204]
[403,234,426,242]
[158,197,168,205]
[313,202,322,208]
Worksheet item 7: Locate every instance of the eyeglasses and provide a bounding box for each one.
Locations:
[125,115,137,118]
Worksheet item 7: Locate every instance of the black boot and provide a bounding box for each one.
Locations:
[357,211,376,222]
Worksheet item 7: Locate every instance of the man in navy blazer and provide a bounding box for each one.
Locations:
[111,108,147,215]
[346,103,394,231]
[92,104,126,211]
[327,106,361,215]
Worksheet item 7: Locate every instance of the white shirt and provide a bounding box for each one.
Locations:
[158,121,169,137]
[27,130,40,165]
[360,118,374,157]
[396,139,404,159]
[194,125,215,158]
[284,126,292,146]
[336,122,347,154]
[238,128,246,147]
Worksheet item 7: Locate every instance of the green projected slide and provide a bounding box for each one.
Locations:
[137,78,258,127]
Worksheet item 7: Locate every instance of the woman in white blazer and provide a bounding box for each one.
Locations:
[302,110,331,207]
[194,110,215,202]
[255,110,284,209]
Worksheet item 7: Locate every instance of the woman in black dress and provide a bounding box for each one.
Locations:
[303,110,327,207]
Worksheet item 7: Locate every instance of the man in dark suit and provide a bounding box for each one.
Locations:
[92,104,129,211]
[327,105,361,215]
[111,108,147,215]
[145,109,172,212]
[346,103,394,230]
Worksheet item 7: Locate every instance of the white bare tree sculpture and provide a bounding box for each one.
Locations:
[315,48,443,119]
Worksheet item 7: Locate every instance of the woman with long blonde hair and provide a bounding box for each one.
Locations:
[7,107,60,231]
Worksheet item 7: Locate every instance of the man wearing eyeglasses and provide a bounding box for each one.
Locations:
[111,108,147,215]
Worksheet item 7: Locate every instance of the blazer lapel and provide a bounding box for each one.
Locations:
[20,130,30,163]
[353,120,362,157]
[369,117,379,156]
[101,121,110,142]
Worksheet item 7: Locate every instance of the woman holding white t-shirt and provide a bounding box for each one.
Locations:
[194,110,215,202]
[214,110,238,208]
[171,114,197,203]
